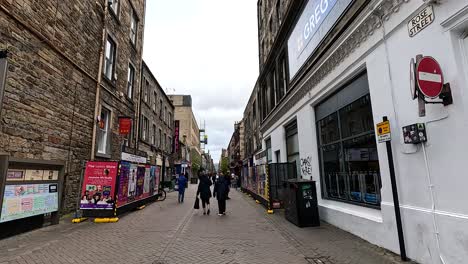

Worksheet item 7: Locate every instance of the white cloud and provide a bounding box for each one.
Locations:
[143,0,259,163]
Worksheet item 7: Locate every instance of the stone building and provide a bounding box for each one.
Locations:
[0,0,146,213]
[138,61,174,182]
[168,95,200,177]
[243,0,468,263]
[227,121,242,177]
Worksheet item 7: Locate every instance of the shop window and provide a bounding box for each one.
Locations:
[97,106,111,154]
[316,73,381,207]
[285,120,300,177]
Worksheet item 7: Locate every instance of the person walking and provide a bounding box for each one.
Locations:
[213,173,229,216]
[177,173,187,203]
[197,169,212,215]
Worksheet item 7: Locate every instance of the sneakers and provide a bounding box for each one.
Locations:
[218,213,223,216]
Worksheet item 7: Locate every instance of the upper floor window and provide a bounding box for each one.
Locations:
[153,92,157,112]
[109,0,119,17]
[159,99,163,118]
[127,64,135,99]
[152,124,156,145]
[130,8,138,45]
[276,0,281,25]
[141,116,149,141]
[144,80,149,103]
[104,37,116,81]
[164,106,167,123]
[97,106,111,154]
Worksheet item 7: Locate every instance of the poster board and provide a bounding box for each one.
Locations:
[80,161,118,210]
[116,162,159,208]
[0,156,63,225]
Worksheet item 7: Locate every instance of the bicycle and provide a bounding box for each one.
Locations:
[157,187,166,201]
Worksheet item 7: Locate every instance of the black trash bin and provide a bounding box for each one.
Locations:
[284,179,320,227]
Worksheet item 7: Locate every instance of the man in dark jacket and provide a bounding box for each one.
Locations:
[177,173,187,203]
[213,173,229,216]
[197,169,212,215]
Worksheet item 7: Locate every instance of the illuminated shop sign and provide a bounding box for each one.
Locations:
[287,0,353,79]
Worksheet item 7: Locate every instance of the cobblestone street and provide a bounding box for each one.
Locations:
[0,185,408,264]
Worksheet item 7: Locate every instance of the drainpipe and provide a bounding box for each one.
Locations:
[135,3,147,155]
[90,0,109,160]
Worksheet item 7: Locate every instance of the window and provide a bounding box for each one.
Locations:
[97,106,111,154]
[163,133,166,151]
[285,120,300,177]
[159,99,163,118]
[152,124,156,145]
[164,106,167,123]
[153,92,157,111]
[127,64,135,99]
[276,0,281,25]
[266,138,272,164]
[168,136,172,152]
[108,0,119,16]
[130,8,138,45]
[278,55,287,96]
[141,116,149,141]
[316,73,381,207]
[159,129,162,147]
[104,37,116,80]
[253,101,256,119]
[275,150,281,163]
[144,80,149,103]
[168,112,172,128]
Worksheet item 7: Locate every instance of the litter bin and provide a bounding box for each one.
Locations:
[190,177,198,184]
[284,179,320,227]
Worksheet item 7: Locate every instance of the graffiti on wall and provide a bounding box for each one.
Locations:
[300,156,312,177]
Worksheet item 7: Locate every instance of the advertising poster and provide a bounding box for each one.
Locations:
[118,161,131,205]
[80,161,118,210]
[25,170,44,181]
[127,163,139,201]
[135,166,145,199]
[155,166,161,193]
[6,170,25,181]
[0,183,58,223]
[43,170,59,180]
[143,165,151,198]
[150,166,156,195]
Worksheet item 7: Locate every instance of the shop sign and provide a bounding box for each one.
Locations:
[174,120,180,153]
[287,0,353,79]
[118,117,132,135]
[408,5,434,37]
[121,152,147,164]
[376,121,391,143]
[416,56,444,98]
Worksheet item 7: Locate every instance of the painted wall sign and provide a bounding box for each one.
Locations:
[174,120,180,153]
[408,5,434,37]
[416,56,444,98]
[287,0,353,79]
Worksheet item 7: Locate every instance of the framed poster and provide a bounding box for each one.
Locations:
[25,170,44,181]
[0,183,59,223]
[80,161,118,210]
[6,170,25,181]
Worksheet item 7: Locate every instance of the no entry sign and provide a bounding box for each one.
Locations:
[416,56,444,98]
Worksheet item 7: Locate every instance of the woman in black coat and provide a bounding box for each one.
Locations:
[213,174,229,216]
[197,172,212,215]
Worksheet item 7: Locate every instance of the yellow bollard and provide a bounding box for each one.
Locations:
[94,217,119,223]
[137,205,146,210]
[267,210,274,214]
[255,200,260,204]
[71,217,88,223]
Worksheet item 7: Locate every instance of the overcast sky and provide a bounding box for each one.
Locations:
[143,1,259,164]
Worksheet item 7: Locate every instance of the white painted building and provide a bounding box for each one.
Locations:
[258,1,468,263]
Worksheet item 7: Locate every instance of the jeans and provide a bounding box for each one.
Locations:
[178,190,185,203]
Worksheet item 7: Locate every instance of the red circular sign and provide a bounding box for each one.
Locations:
[416,57,444,98]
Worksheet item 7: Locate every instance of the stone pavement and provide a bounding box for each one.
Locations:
[0,185,412,264]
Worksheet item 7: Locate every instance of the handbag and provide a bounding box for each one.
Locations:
[194,197,200,209]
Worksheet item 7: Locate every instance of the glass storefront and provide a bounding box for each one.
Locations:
[315,73,381,207]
